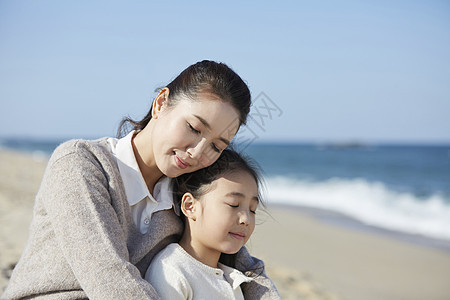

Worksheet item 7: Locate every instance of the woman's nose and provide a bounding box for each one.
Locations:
[186,139,206,160]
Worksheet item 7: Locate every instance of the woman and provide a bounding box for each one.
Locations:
[3,60,279,299]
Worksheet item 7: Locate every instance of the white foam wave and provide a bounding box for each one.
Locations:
[265,176,450,241]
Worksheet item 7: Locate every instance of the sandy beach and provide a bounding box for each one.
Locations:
[1,149,450,299]
[249,208,450,300]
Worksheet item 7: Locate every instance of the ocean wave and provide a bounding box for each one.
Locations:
[265,176,450,241]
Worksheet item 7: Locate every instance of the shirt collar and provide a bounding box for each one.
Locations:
[218,263,254,290]
[111,131,178,213]
[112,131,154,206]
[153,176,175,212]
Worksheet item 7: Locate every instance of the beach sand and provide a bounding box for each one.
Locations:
[1,149,450,299]
[248,209,450,300]
[0,149,48,295]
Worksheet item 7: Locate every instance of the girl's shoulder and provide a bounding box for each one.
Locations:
[145,244,192,294]
[149,243,183,268]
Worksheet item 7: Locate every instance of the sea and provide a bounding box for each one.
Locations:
[2,137,450,250]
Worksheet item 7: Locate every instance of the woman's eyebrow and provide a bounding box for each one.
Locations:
[194,115,211,130]
[194,115,231,145]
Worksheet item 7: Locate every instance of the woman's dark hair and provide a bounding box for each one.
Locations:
[172,148,265,272]
[117,60,251,137]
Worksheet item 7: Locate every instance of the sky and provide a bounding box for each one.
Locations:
[1,0,449,144]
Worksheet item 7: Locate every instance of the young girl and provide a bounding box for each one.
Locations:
[145,149,279,299]
[3,60,278,299]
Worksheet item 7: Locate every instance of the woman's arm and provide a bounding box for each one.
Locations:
[235,247,281,299]
[41,143,160,299]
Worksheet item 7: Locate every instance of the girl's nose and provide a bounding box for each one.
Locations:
[239,211,250,226]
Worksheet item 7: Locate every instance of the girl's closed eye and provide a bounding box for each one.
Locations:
[226,200,239,208]
[227,202,256,214]
[250,201,258,214]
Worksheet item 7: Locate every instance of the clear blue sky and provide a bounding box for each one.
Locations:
[1,0,449,143]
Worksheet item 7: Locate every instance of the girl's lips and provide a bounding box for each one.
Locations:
[174,155,189,169]
[230,232,245,240]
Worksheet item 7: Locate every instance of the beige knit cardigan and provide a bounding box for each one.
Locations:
[2,138,279,299]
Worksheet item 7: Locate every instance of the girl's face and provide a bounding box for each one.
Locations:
[188,170,258,262]
[150,91,240,178]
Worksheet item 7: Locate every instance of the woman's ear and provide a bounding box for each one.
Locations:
[152,87,170,119]
[181,193,198,221]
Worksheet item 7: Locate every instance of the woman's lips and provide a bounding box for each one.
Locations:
[174,155,189,169]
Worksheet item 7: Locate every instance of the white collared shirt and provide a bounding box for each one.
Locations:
[108,131,174,234]
[145,243,254,300]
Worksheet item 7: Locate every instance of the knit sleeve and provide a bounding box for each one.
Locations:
[40,143,160,299]
[235,246,281,300]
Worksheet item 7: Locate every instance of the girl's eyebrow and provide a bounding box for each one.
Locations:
[225,192,259,202]
[193,115,231,145]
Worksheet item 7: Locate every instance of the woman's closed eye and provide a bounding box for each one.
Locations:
[188,123,221,153]
[188,122,200,134]
[211,143,221,153]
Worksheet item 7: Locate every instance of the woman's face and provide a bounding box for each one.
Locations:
[151,92,240,178]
